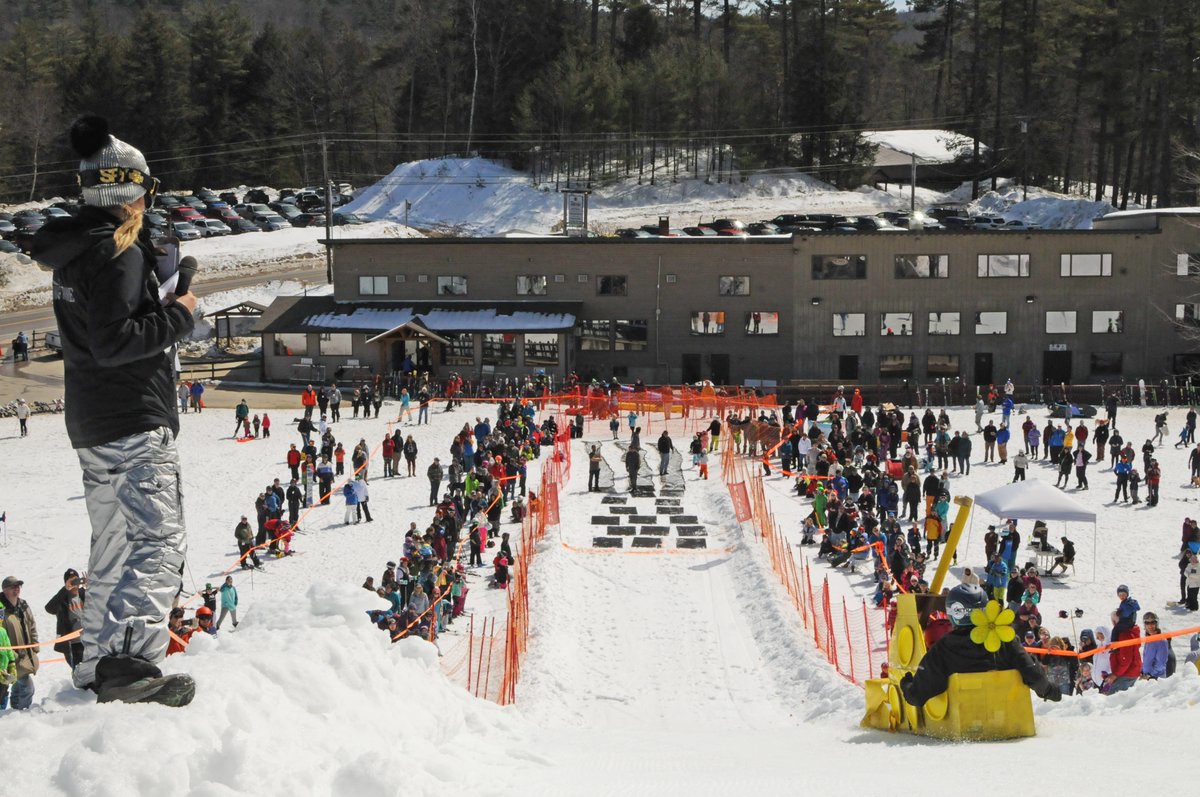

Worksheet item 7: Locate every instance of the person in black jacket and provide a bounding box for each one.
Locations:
[43,568,86,670]
[901,584,1062,708]
[31,116,196,707]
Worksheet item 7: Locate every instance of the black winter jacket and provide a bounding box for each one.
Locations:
[901,627,1061,706]
[32,207,193,448]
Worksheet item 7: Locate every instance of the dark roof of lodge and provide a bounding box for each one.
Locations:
[256,296,583,335]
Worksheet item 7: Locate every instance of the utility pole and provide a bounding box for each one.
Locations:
[1019,118,1029,201]
[321,133,333,284]
[910,153,917,215]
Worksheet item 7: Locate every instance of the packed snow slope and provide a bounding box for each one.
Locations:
[0,402,1196,794]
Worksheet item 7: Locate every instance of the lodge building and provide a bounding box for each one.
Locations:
[253,208,1200,388]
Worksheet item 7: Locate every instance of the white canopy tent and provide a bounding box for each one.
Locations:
[968,479,1098,580]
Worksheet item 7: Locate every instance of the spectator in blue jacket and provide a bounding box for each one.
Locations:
[343,481,360,525]
[996,424,1011,464]
[985,554,1009,602]
[1140,612,1168,679]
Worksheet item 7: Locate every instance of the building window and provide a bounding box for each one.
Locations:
[394,274,406,284]
[880,355,913,378]
[597,275,627,296]
[745,311,779,336]
[516,275,547,296]
[689,311,725,335]
[1090,352,1123,375]
[927,354,960,377]
[813,254,867,280]
[273,333,308,356]
[1092,310,1124,333]
[554,274,566,283]
[928,312,960,335]
[318,333,353,356]
[437,275,467,296]
[880,312,913,336]
[417,274,429,283]
[975,311,1007,334]
[481,333,517,366]
[1046,311,1077,334]
[977,254,1029,277]
[718,276,750,296]
[442,334,474,365]
[1176,254,1200,276]
[524,333,559,365]
[1060,253,1112,277]
[358,275,388,295]
[577,320,612,350]
[833,313,866,337]
[895,254,949,278]
[615,320,649,351]
[665,274,677,284]
[1175,303,1200,327]
[578,274,590,283]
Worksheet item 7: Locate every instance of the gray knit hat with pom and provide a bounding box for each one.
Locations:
[70,115,153,208]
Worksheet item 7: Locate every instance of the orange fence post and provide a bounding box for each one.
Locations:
[842,596,855,684]
[863,598,874,681]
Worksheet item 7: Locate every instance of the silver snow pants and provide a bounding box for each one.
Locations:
[72,427,187,689]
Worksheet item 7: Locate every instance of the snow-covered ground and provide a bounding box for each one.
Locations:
[1,401,1196,794]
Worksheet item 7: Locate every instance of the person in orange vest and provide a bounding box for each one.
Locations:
[261,413,271,438]
[851,388,864,415]
[165,608,194,656]
[300,384,318,420]
[334,442,346,476]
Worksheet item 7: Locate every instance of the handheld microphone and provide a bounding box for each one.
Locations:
[175,256,198,295]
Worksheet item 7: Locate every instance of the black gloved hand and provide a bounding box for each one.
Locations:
[1044,684,1063,702]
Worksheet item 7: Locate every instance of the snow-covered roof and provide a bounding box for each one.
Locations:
[862,129,987,165]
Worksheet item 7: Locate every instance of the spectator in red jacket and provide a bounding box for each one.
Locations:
[1105,613,1142,694]
[381,435,396,477]
[287,443,301,481]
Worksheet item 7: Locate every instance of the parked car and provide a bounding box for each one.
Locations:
[701,218,748,235]
[294,192,325,212]
[0,239,19,253]
[155,195,181,209]
[804,213,850,228]
[928,205,969,222]
[229,218,260,234]
[876,211,910,225]
[143,211,169,230]
[971,214,1005,229]
[172,221,202,241]
[204,206,241,224]
[169,206,203,223]
[13,216,44,251]
[770,213,809,227]
[219,191,239,205]
[44,329,62,354]
[181,196,206,210]
[682,226,719,237]
[256,214,290,232]
[847,216,905,232]
[0,219,15,239]
[331,212,366,226]
[616,228,652,238]
[195,218,232,236]
[939,216,974,229]
[1001,219,1041,230]
[194,189,220,203]
[235,203,273,222]
[295,212,327,228]
[270,203,305,224]
[244,188,270,205]
[747,222,783,236]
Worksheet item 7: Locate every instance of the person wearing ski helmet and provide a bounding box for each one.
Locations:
[31,115,197,707]
[900,583,1062,707]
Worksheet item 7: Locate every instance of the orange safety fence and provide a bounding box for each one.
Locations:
[720,428,888,687]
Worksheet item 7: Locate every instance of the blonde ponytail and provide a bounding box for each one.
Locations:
[113,204,144,257]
